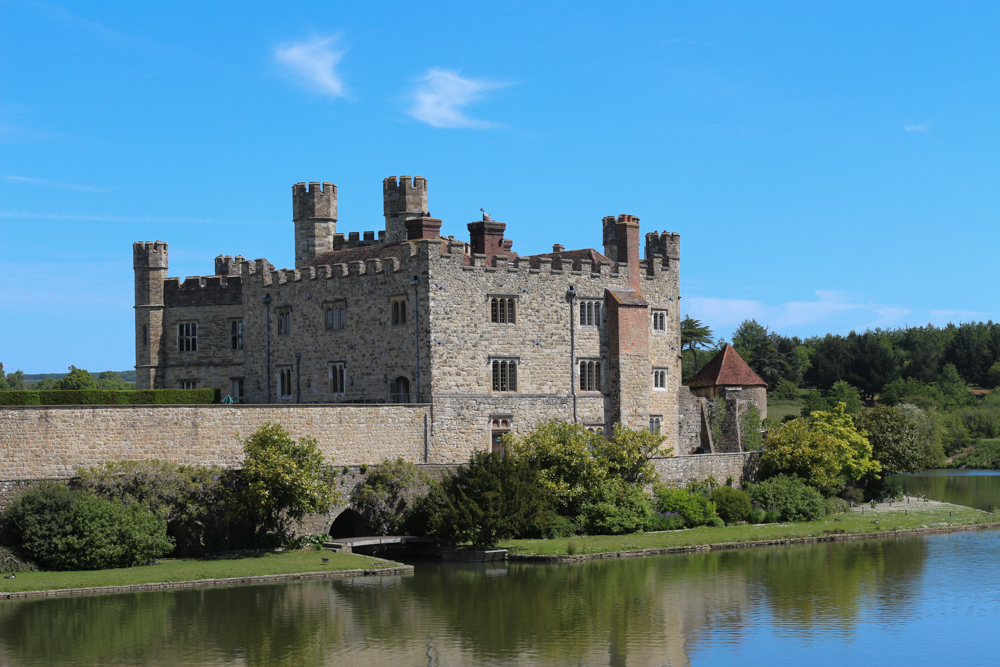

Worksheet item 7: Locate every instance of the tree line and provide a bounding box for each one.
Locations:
[0,363,134,391]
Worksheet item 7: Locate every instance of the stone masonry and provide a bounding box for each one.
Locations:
[132,175,690,463]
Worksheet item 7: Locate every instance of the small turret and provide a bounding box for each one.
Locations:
[383,176,429,244]
[293,182,337,268]
[645,231,680,261]
[133,241,169,390]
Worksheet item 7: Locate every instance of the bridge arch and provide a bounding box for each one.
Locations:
[328,508,370,539]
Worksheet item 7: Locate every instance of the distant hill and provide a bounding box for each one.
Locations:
[22,370,136,383]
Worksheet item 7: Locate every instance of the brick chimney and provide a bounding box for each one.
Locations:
[468,220,508,262]
[405,216,443,241]
[614,214,641,293]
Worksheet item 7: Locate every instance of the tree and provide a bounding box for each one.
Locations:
[762,404,880,493]
[844,331,901,399]
[681,316,714,374]
[592,422,669,486]
[5,369,25,390]
[229,423,339,539]
[96,370,135,391]
[855,406,924,476]
[55,365,96,390]
[0,363,8,390]
[936,363,975,411]
[827,380,863,415]
[436,451,551,549]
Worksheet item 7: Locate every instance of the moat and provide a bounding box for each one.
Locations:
[1,472,998,666]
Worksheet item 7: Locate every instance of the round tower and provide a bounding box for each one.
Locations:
[383,176,429,244]
[293,182,337,268]
[133,241,168,389]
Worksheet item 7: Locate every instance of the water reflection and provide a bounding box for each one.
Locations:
[889,469,1000,511]
[0,534,952,667]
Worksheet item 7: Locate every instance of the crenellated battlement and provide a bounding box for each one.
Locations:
[133,241,168,268]
[645,230,681,261]
[163,273,242,306]
[214,254,246,276]
[383,176,428,214]
[292,182,337,222]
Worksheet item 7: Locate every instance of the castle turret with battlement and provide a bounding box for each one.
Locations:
[134,174,721,461]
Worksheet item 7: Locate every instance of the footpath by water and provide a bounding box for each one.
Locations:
[0,471,996,666]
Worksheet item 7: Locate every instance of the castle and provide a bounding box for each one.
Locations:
[133,175,738,461]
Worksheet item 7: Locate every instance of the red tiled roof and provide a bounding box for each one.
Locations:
[305,241,451,268]
[686,344,767,388]
[526,248,614,265]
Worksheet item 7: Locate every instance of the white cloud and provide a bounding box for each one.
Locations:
[905,120,932,133]
[274,36,347,99]
[2,175,106,193]
[408,68,507,129]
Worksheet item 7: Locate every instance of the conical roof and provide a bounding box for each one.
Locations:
[686,344,767,388]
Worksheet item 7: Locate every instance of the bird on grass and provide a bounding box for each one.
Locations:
[321,557,330,564]
[4,574,14,579]
[833,518,842,522]
[870,519,880,524]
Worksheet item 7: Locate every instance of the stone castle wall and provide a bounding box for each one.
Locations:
[0,404,430,481]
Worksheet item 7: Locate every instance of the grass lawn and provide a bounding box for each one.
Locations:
[0,550,395,594]
[504,501,996,557]
[767,398,803,422]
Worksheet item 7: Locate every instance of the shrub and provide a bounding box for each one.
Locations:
[653,487,718,527]
[0,388,217,406]
[1,483,173,570]
[824,497,851,515]
[748,507,767,524]
[577,482,653,535]
[744,475,825,522]
[401,482,450,537]
[227,423,339,541]
[0,546,37,573]
[711,486,752,525]
[645,511,685,531]
[841,486,865,504]
[72,460,228,556]
[435,452,551,549]
[351,458,430,536]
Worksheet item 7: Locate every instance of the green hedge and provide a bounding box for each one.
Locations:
[0,389,219,406]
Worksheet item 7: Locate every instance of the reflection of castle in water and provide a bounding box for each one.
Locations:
[0,539,931,666]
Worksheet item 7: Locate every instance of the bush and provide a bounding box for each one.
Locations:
[401,482,450,537]
[0,546,37,573]
[351,458,429,536]
[841,486,865,504]
[653,487,718,527]
[1,483,173,570]
[744,475,825,522]
[711,486,752,525]
[577,482,653,535]
[824,497,851,515]
[0,389,218,406]
[72,460,228,556]
[645,512,685,531]
[227,423,339,541]
[434,452,552,549]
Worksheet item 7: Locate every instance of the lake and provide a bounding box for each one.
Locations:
[1,471,998,666]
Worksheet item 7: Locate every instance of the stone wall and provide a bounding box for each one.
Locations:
[0,404,430,480]
[676,388,710,455]
[651,452,760,489]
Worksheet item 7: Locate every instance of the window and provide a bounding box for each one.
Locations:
[585,425,605,436]
[142,325,148,348]
[278,311,291,335]
[579,300,602,327]
[180,379,197,390]
[653,368,667,389]
[231,378,245,403]
[389,376,410,403]
[652,310,667,333]
[177,322,197,352]
[579,360,602,392]
[490,296,516,324]
[491,359,518,392]
[231,320,243,350]
[278,367,292,398]
[391,297,407,326]
[329,362,346,394]
[649,416,662,434]
[326,302,346,330]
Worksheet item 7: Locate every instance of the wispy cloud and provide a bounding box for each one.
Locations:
[905,120,932,133]
[274,36,347,99]
[407,68,508,129]
[2,175,106,193]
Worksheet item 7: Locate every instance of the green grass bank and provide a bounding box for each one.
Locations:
[504,500,997,558]
[0,550,404,597]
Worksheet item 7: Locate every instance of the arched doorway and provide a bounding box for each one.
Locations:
[328,508,370,539]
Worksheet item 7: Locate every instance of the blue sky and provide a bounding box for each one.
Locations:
[1,1,998,373]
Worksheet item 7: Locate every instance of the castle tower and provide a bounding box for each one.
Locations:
[293,182,337,268]
[383,176,429,244]
[133,241,168,389]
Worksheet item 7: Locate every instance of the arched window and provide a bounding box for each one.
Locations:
[490,297,516,324]
[491,360,518,392]
[579,360,602,391]
[389,376,410,403]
